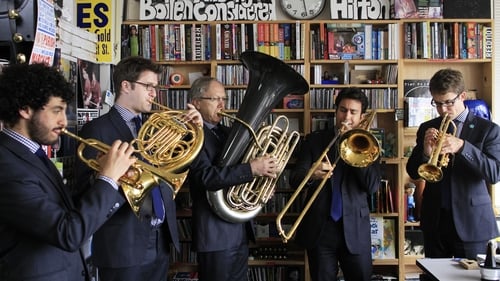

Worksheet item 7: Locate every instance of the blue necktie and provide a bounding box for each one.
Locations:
[330,162,343,221]
[35,147,52,168]
[133,116,165,221]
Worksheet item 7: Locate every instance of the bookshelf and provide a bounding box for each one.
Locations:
[122,17,494,281]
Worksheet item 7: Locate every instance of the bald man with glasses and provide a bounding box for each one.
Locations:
[406,68,500,259]
[186,77,278,281]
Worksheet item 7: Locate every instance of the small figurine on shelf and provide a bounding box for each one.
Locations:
[405,183,416,222]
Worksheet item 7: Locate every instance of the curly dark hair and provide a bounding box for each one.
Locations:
[0,63,74,127]
[113,56,161,99]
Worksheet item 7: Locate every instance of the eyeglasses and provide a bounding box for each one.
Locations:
[431,94,461,108]
[131,81,162,92]
[198,97,228,102]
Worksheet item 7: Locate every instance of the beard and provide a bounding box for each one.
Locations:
[27,113,59,146]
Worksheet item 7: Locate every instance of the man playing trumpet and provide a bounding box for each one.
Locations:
[406,68,500,260]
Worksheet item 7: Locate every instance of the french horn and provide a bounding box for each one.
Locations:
[65,104,204,217]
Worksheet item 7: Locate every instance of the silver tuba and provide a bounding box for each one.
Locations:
[207,51,309,223]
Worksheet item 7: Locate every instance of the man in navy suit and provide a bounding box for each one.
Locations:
[406,68,500,259]
[187,77,278,281]
[290,88,381,281]
[75,56,203,281]
[0,63,136,281]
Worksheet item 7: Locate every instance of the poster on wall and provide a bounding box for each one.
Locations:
[29,0,57,65]
[75,0,123,63]
[139,0,276,21]
[330,0,391,20]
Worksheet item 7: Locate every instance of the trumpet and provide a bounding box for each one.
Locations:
[276,111,380,243]
[417,113,457,183]
[63,102,204,217]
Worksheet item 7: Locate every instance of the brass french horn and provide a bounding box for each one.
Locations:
[64,103,204,217]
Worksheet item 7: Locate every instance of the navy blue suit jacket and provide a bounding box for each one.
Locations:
[187,125,256,252]
[290,129,381,253]
[75,107,179,268]
[0,132,123,281]
[406,112,500,241]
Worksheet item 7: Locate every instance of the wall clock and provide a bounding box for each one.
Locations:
[279,0,326,20]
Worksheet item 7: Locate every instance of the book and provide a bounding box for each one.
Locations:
[403,79,439,127]
[370,217,396,259]
[172,271,199,281]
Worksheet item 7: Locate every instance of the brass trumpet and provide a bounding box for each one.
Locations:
[276,111,380,243]
[63,102,204,217]
[417,113,457,183]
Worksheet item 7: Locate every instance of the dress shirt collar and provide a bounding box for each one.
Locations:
[2,128,42,153]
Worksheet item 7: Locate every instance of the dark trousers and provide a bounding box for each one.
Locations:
[97,229,169,281]
[307,219,372,281]
[197,243,249,281]
[423,209,487,259]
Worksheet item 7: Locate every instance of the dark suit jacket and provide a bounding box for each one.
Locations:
[290,129,381,253]
[187,125,256,252]
[406,112,500,242]
[75,107,179,268]
[0,132,123,281]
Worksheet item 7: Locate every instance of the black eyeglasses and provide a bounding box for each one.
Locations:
[198,97,228,102]
[131,81,162,92]
[431,94,461,108]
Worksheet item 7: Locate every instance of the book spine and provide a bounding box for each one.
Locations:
[483,25,492,59]
[215,24,221,60]
[466,22,477,59]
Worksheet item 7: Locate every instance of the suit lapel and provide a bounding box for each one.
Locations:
[1,134,74,209]
[459,112,478,141]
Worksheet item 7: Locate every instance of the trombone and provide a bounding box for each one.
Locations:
[276,111,380,243]
[417,113,457,183]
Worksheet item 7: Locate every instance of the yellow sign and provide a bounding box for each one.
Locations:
[75,0,114,63]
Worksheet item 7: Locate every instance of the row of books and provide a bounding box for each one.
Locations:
[247,266,302,281]
[124,24,212,62]
[170,242,197,264]
[368,179,396,214]
[215,63,305,87]
[215,22,306,61]
[309,23,400,61]
[309,88,398,110]
[403,22,492,59]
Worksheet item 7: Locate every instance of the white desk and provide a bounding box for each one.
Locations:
[417,258,480,281]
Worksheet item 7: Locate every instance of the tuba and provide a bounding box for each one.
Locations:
[207,51,309,223]
[417,113,457,183]
[64,106,204,217]
[276,111,380,242]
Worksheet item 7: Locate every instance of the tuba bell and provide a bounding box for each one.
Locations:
[65,106,204,217]
[207,51,309,223]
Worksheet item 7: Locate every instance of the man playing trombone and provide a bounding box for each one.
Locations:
[290,88,381,281]
[406,68,500,259]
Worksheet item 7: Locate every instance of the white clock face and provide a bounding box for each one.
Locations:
[280,0,326,20]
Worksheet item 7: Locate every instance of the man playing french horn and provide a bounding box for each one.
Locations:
[290,88,382,281]
[406,68,500,260]
[75,56,203,281]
